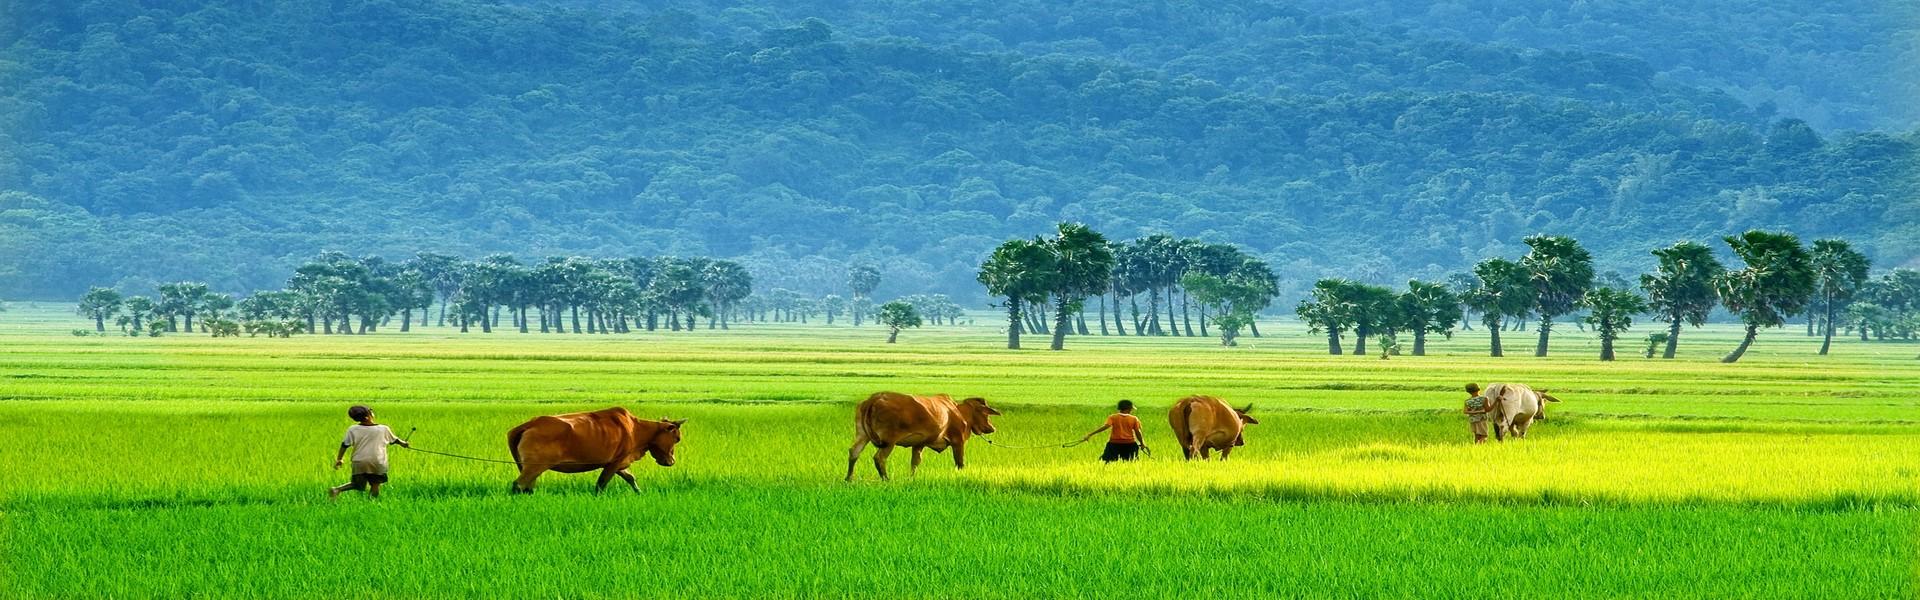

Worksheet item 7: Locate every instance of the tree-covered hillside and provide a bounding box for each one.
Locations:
[3,0,1915,302]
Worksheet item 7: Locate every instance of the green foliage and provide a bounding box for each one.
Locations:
[1582,287,1651,360]
[1396,280,1461,355]
[1716,231,1816,363]
[876,300,921,343]
[1717,231,1816,329]
[1520,235,1596,356]
[75,286,123,331]
[3,1,1915,301]
[1642,241,1725,329]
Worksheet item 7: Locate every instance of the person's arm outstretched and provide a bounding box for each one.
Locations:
[1081,423,1111,442]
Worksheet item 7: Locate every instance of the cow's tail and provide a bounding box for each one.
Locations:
[853,400,876,440]
[506,422,531,470]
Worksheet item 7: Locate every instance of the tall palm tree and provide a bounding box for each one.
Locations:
[1464,258,1532,357]
[77,287,123,332]
[1296,279,1360,355]
[1520,235,1595,357]
[1581,287,1649,361]
[1809,239,1871,356]
[978,238,1056,350]
[1042,223,1115,351]
[1396,279,1461,356]
[1640,241,1724,359]
[1716,230,1815,363]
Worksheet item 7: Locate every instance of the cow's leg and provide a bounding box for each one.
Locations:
[910,447,924,476]
[845,434,871,482]
[1199,446,1212,460]
[1219,446,1233,461]
[512,465,548,494]
[952,442,966,470]
[873,444,895,481]
[594,468,617,493]
[616,469,639,493]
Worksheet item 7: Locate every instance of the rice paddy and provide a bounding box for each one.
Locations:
[1,304,1915,597]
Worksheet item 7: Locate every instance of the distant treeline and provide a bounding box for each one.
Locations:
[1296,232,1919,362]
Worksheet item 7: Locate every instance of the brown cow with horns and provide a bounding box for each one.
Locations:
[506,407,686,493]
[845,392,1000,481]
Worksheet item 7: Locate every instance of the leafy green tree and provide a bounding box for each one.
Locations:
[701,260,754,330]
[877,300,921,343]
[1520,235,1595,357]
[978,238,1056,350]
[1348,284,1399,356]
[820,294,846,325]
[77,286,123,332]
[1181,271,1270,347]
[1297,278,1359,355]
[123,296,154,333]
[1715,231,1816,363]
[1396,279,1461,356]
[1464,258,1532,357]
[1581,287,1649,361]
[1809,239,1871,355]
[1041,223,1115,351]
[411,252,465,327]
[156,282,211,332]
[847,264,881,327]
[1640,241,1725,359]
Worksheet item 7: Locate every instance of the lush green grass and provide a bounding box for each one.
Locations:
[2,304,1917,597]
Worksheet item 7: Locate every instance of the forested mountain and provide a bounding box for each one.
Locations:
[3,0,1915,302]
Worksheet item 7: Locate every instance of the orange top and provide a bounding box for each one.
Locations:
[1106,413,1142,443]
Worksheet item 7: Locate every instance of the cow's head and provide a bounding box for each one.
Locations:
[1233,404,1258,446]
[959,397,1000,434]
[646,418,687,467]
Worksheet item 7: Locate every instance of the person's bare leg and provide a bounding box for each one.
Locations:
[368,482,382,499]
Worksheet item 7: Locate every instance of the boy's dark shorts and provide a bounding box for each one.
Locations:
[1100,442,1141,462]
[348,472,389,488]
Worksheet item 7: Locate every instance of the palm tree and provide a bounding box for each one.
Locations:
[877,300,921,343]
[1396,279,1461,356]
[123,296,155,332]
[1042,223,1115,351]
[1296,279,1359,355]
[1464,258,1532,357]
[1520,235,1595,357]
[847,264,881,326]
[77,287,124,332]
[1809,239,1871,356]
[1640,241,1724,359]
[1581,287,1649,361]
[978,238,1056,350]
[1349,284,1398,356]
[1715,230,1815,363]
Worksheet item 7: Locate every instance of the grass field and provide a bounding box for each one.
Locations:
[2,303,1917,597]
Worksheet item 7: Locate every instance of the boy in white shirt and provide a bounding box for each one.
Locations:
[330,405,408,500]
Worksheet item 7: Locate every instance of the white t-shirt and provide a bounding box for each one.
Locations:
[341,424,398,471]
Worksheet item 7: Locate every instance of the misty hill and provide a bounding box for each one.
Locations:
[2,0,1915,301]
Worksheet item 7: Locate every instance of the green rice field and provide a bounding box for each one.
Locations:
[2,303,1917,597]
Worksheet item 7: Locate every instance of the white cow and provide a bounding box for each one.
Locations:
[1479,383,1561,440]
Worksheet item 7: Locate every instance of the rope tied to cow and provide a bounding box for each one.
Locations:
[980,436,1089,450]
[403,445,522,465]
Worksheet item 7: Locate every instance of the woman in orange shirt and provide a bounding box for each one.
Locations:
[1080,399,1147,462]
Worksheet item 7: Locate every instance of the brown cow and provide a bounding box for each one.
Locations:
[845,392,1000,481]
[1168,396,1258,460]
[506,407,686,493]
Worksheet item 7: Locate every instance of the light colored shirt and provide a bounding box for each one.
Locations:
[1106,413,1142,443]
[341,424,398,470]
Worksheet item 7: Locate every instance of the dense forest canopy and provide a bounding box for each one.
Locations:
[2,0,1915,304]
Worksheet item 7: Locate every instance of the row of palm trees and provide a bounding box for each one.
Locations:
[1299,231,1909,362]
[77,251,757,336]
[978,224,1281,350]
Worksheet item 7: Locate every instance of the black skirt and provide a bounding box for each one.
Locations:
[1100,442,1141,462]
